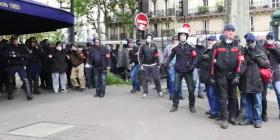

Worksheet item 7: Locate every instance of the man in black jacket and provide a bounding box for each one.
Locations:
[239,33,270,128]
[198,35,220,119]
[138,33,163,98]
[87,38,111,98]
[2,35,32,100]
[165,27,197,113]
[262,32,280,121]
[129,39,141,93]
[26,37,44,95]
[211,24,243,129]
[0,39,9,92]
[194,36,206,99]
[40,39,53,90]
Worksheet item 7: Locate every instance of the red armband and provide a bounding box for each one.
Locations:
[191,50,197,58]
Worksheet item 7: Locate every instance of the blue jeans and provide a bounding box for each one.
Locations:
[168,67,182,97]
[85,67,95,88]
[173,71,195,108]
[242,93,262,124]
[205,84,219,116]
[272,81,280,111]
[193,68,205,96]
[130,64,140,90]
[94,68,107,94]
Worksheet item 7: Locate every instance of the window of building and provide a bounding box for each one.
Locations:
[166,23,170,29]
[249,0,253,7]
[153,0,157,12]
[165,0,168,11]
[178,0,183,11]
[272,0,280,8]
[203,0,208,6]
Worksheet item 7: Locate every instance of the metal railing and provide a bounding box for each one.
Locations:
[187,5,224,15]
[149,8,176,17]
[249,0,280,9]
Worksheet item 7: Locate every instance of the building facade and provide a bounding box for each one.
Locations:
[108,0,280,40]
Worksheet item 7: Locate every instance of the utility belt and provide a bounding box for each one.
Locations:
[143,63,157,67]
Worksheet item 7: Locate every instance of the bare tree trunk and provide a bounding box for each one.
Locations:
[104,11,109,40]
[97,0,101,38]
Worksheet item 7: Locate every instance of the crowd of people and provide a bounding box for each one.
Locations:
[0,24,280,129]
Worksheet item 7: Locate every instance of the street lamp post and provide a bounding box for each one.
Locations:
[57,0,75,43]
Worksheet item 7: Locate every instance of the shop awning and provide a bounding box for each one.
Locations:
[0,0,74,35]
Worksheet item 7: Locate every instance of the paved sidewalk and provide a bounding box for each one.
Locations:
[0,85,279,140]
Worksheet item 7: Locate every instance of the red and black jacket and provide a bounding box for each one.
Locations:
[211,40,243,75]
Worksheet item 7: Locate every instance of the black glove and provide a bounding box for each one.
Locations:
[201,54,210,60]
[250,54,260,61]
[231,76,240,86]
[209,78,216,85]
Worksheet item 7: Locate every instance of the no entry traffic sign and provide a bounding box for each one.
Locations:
[135,13,149,30]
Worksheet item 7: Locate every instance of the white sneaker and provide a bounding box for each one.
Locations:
[158,92,164,97]
[142,94,147,98]
[60,89,67,93]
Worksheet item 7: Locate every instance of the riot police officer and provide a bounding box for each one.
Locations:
[27,37,43,94]
[2,35,32,100]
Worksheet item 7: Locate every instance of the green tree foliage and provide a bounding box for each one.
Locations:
[75,0,138,39]
[49,29,65,44]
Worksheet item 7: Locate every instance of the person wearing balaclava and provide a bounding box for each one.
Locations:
[138,33,163,98]
[210,24,243,129]
[238,33,270,128]
[198,35,220,119]
[262,31,280,121]
[49,42,68,94]
[194,36,206,99]
[165,27,197,113]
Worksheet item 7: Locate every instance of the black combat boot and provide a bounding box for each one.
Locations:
[34,76,40,94]
[24,78,33,100]
[7,77,14,100]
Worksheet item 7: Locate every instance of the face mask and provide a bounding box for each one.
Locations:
[146,38,152,43]
[267,39,274,45]
[247,42,256,49]
[225,38,233,44]
[207,43,213,48]
[72,47,77,51]
[180,35,187,42]
[56,47,62,51]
